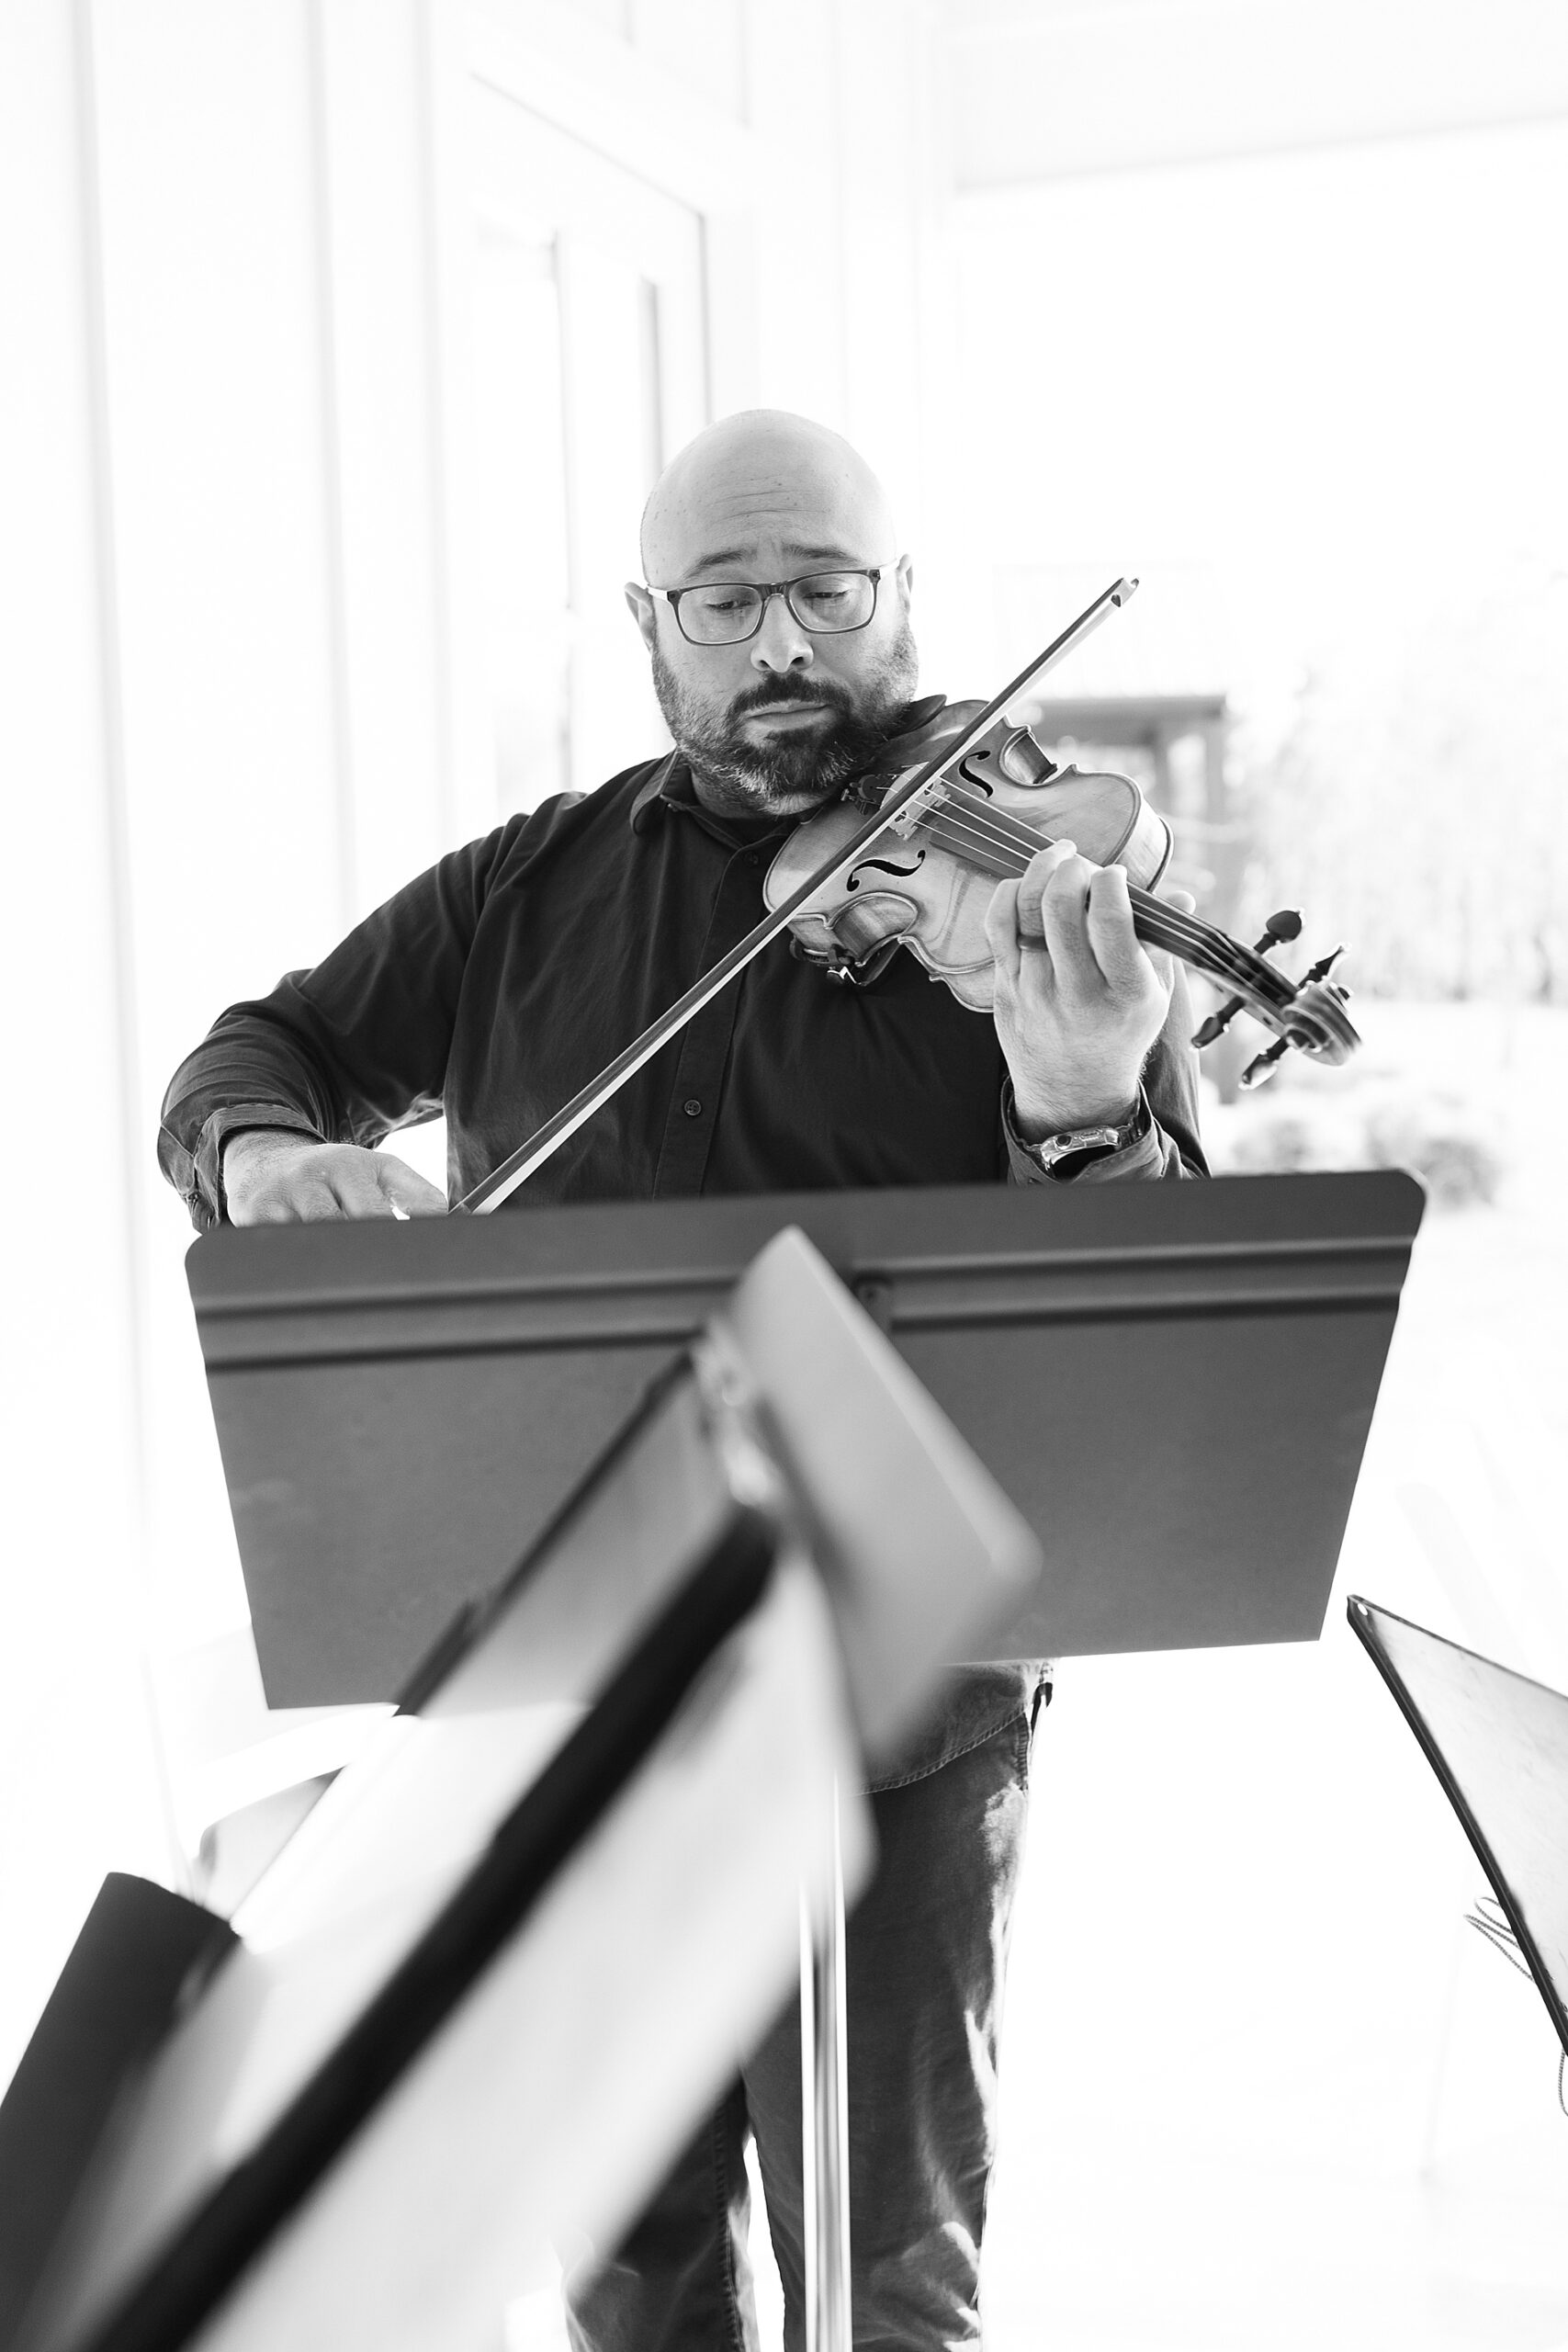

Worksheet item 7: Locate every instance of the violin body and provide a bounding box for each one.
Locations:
[768,754,1173,1012]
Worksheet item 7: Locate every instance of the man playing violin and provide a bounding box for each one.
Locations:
[161,408,1204,2350]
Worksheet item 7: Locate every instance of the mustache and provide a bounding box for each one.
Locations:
[728,678,854,720]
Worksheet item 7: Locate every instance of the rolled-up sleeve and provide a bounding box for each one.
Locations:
[1001,967,1208,1186]
[158,821,519,1229]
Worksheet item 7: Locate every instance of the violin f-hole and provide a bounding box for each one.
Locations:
[848,849,927,889]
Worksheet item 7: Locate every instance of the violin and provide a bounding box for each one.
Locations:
[764,696,1359,1080]
[457,578,1358,1214]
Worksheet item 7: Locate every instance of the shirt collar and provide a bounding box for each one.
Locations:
[628,752,789,849]
[628,750,685,835]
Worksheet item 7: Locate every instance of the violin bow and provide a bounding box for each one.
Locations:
[455,576,1139,1214]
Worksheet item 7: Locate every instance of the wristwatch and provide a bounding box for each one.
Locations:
[1023,1091,1150,1180]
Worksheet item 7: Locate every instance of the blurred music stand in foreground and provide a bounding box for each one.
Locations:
[4,1230,1038,2352]
[1348,1597,1568,2068]
[5,1169,1422,2352]
[166,1169,1416,2352]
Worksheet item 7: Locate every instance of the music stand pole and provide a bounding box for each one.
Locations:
[799,1781,852,2352]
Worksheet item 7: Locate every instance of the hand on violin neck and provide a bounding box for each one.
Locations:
[985,840,1192,1141]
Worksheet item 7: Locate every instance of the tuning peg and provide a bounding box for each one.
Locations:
[1302,943,1345,985]
[1190,1004,1236,1049]
[1239,1035,1293,1090]
[1190,910,1305,1049]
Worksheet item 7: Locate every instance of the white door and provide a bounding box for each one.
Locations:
[454,85,708,825]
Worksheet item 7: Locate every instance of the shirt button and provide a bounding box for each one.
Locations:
[746,852,761,867]
[682,1097,704,1118]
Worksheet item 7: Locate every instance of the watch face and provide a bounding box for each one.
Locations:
[1027,1093,1145,1173]
[1041,1125,1119,1158]
[1041,1139,1119,1179]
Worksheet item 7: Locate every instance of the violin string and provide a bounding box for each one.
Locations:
[886,796,1287,1001]
[899,798,1239,972]
[911,787,1245,963]
[942,810,1289,1001]
[869,762,1189,945]
[905,787,1299,1002]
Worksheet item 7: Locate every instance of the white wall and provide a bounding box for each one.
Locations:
[0,0,186,2082]
[0,0,932,2081]
[942,0,1568,187]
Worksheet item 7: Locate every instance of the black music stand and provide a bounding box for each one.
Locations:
[64,1172,1415,2352]
[1348,1598,1568,2066]
[186,1170,1424,1705]
[6,1231,1038,2352]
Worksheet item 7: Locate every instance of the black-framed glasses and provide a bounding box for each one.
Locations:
[647,568,888,647]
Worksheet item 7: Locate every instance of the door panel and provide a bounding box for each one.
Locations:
[459,84,708,819]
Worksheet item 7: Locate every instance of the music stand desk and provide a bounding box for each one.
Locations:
[187,1170,1424,1704]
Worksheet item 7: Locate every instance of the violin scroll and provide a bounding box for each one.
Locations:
[1189,909,1359,1082]
[1235,945,1355,1089]
[1191,910,1302,1048]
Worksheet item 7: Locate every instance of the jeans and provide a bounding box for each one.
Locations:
[565,1670,1045,2352]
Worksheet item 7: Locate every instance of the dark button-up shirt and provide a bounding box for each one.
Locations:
[160,749,1206,1226]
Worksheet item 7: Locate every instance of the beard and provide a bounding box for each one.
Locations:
[650,613,920,817]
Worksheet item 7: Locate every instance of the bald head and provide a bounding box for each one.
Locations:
[626,409,917,819]
[639,410,898,585]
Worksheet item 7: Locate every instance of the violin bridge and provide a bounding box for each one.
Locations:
[883,777,942,840]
